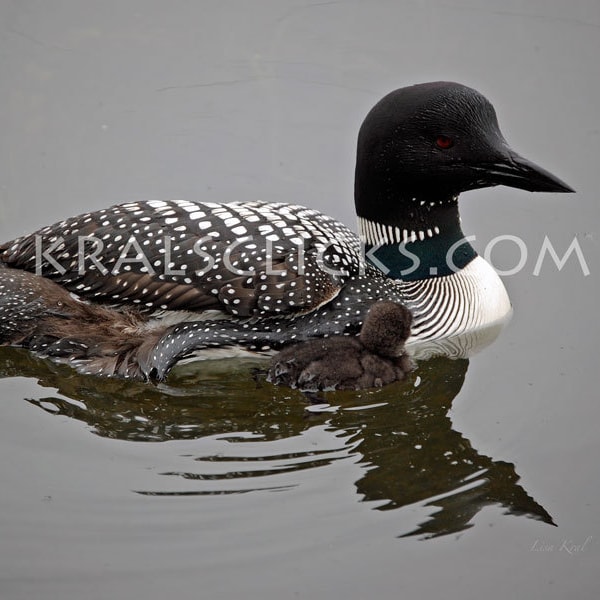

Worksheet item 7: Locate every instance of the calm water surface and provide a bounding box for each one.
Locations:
[1,1,599,599]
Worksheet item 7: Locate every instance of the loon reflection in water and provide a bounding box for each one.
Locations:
[0,347,554,538]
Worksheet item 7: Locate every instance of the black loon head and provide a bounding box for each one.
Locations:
[354,81,573,225]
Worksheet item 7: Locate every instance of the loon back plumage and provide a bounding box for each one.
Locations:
[0,201,360,318]
[0,81,573,382]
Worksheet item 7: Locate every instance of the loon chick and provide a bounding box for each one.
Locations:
[0,266,166,378]
[0,82,573,381]
[267,301,413,391]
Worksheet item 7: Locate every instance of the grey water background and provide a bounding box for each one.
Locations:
[0,1,599,598]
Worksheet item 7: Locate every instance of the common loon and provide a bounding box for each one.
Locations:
[268,301,413,391]
[0,81,573,381]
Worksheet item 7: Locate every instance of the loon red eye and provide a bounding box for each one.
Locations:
[435,135,454,149]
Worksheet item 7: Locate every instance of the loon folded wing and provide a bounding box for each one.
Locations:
[0,200,362,318]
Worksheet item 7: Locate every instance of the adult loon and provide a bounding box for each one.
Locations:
[268,301,413,391]
[0,82,573,381]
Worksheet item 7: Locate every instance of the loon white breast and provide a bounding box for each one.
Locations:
[0,81,573,381]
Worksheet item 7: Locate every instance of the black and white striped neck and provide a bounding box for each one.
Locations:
[357,197,477,281]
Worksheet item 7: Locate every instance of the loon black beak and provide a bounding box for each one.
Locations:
[478,150,575,193]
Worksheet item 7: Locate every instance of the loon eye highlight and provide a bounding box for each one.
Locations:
[435,135,454,149]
